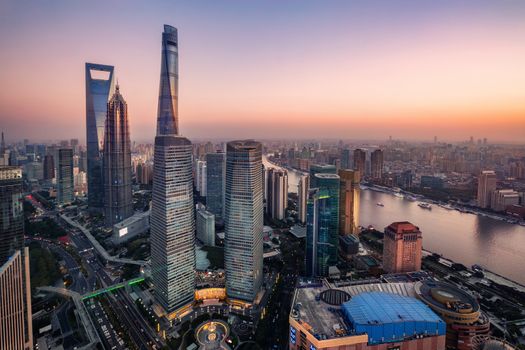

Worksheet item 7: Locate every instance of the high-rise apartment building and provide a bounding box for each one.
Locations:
[195,160,207,197]
[265,168,288,220]
[297,174,309,224]
[43,154,55,180]
[57,148,74,205]
[206,152,225,220]
[383,221,422,273]
[353,148,366,177]
[103,85,133,226]
[224,140,263,302]
[0,167,24,265]
[477,170,497,208]
[340,149,352,170]
[0,248,33,350]
[338,169,360,235]
[370,149,383,181]
[151,25,196,314]
[305,173,340,277]
[85,63,115,210]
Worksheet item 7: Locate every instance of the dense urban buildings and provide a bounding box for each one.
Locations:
[205,152,225,220]
[57,148,74,205]
[103,84,133,226]
[338,169,360,235]
[305,173,340,277]
[0,248,33,350]
[151,25,196,314]
[297,174,309,224]
[224,140,263,302]
[382,221,422,273]
[477,170,497,208]
[309,163,336,188]
[85,63,115,210]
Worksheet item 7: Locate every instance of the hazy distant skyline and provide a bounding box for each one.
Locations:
[1,0,524,143]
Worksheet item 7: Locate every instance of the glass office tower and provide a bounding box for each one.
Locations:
[224,140,263,302]
[85,63,115,210]
[151,25,196,314]
[103,85,133,226]
[156,24,179,136]
[305,173,340,277]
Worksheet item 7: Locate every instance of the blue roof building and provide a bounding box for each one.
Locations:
[342,291,446,345]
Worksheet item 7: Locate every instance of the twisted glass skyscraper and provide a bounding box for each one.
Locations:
[103,85,133,226]
[151,25,196,314]
[85,63,115,210]
[156,25,179,136]
[224,140,263,302]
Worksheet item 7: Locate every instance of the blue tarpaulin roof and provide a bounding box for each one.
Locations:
[342,291,446,345]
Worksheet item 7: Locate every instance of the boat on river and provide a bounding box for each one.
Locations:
[418,202,432,210]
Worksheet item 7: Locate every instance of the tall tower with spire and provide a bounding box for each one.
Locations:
[150,25,196,314]
[103,84,133,226]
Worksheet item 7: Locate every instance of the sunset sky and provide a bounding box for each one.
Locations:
[0,0,524,143]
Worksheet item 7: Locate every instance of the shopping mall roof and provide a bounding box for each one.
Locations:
[342,292,446,344]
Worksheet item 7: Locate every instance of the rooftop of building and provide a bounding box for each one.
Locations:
[386,221,420,233]
[291,281,420,340]
[113,210,150,229]
[342,292,445,344]
[414,280,480,315]
[340,234,359,244]
[291,281,445,344]
[314,173,339,179]
[196,208,215,218]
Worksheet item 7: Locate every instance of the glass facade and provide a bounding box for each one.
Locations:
[103,86,133,226]
[206,152,225,220]
[85,63,115,209]
[305,173,340,277]
[157,25,179,136]
[151,136,195,313]
[224,140,263,302]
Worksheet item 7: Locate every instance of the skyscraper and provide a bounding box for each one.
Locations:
[151,25,196,314]
[224,140,263,302]
[43,154,55,180]
[370,149,384,181]
[0,167,32,349]
[206,152,225,220]
[156,25,179,136]
[57,148,74,205]
[265,168,288,220]
[338,169,360,235]
[103,85,133,226]
[477,170,497,209]
[305,173,340,277]
[0,248,33,350]
[85,63,115,210]
[353,148,366,177]
[297,174,309,224]
[383,221,422,273]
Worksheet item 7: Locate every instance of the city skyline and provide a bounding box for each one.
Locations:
[1,1,525,143]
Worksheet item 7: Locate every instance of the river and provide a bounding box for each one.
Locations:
[263,156,525,285]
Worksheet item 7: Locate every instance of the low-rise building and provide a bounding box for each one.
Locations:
[196,208,215,246]
[112,211,150,245]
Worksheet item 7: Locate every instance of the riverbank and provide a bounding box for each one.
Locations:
[365,183,525,227]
